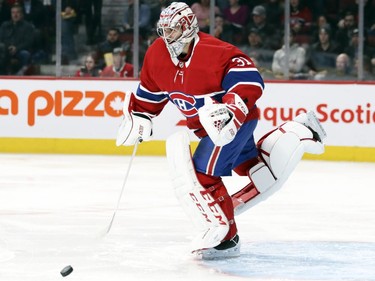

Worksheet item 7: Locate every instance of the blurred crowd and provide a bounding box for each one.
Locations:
[0,0,374,80]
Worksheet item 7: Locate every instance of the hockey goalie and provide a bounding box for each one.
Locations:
[116,2,327,260]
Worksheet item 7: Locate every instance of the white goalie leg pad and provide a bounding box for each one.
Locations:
[248,162,276,193]
[166,131,229,251]
[234,119,326,216]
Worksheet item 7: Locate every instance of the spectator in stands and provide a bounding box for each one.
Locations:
[100,47,134,78]
[344,28,375,66]
[0,4,35,75]
[75,53,101,77]
[96,27,122,70]
[246,5,280,50]
[123,0,151,38]
[139,28,158,68]
[22,0,47,29]
[191,0,220,33]
[372,55,375,75]
[240,28,263,58]
[241,28,274,73]
[21,0,50,64]
[216,0,229,12]
[306,0,325,22]
[213,13,224,39]
[213,14,231,43]
[311,15,332,43]
[263,0,283,28]
[0,0,18,24]
[369,24,375,48]
[222,0,249,45]
[223,0,248,28]
[147,0,172,30]
[250,55,275,80]
[82,0,102,45]
[288,0,313,32]
[339,0,375,30]
[309,25,341,69]
[271,31,308,79]
[335,11,356,51]
[352,55,375,80]
[61,0,78,63]
[40,0,56,59]
[280,0,313,47]
[0,39,6,74]
[319,53,354,80]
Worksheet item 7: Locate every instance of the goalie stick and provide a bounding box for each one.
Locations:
[103,137,142,236]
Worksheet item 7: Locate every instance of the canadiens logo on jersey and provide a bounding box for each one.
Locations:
[169,92,199,117]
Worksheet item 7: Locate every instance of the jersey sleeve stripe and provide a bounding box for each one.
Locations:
[222,70,265,92]
[226,82,264,94]
[196,90,226,98]
[136,85,169,103]
[139,84,167,95]
[227,67,259,73]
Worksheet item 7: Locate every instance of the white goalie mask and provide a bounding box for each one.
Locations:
[157,2,199,58]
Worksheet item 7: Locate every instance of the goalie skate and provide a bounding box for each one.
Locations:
[194,234,241,260]
[294,111,327,142]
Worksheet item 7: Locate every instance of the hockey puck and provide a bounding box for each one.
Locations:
[60,265,73,277]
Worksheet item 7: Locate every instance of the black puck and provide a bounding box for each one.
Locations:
[60,265,73,277]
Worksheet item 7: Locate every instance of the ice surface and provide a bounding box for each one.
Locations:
[0,154,374,281]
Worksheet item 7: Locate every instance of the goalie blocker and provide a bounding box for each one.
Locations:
[166,111,326,258]
[116,92,153,146]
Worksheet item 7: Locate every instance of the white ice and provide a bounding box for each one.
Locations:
[0,154,374,281]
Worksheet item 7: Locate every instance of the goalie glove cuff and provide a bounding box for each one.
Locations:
[222,92,248,128]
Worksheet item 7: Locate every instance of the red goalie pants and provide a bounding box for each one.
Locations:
[196,172,237,241]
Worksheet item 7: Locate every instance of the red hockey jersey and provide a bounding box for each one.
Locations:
[134,32,264,137]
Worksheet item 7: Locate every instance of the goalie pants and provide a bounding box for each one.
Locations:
[193,119,259,240]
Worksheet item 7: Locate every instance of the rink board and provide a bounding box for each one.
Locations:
[1,78,375,162]
[1,138,375,162]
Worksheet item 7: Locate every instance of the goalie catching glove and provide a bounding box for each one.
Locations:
[198,93,248,146]
[116,92,153,146]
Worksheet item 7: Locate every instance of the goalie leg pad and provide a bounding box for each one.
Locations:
[259,128,303,178]
[166,131,229,250]
[248,162,276,193]
[233,120,324,216]
[196,172,237,241]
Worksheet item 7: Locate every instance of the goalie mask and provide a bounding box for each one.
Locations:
[157,2,199,58]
